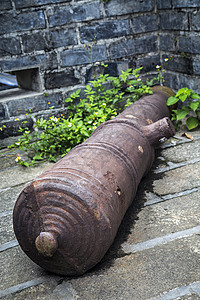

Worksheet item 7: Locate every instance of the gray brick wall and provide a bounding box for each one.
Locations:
[158,1,200,96]
[179,36,200,54]
[0,11,46,35]
[61,45,108,67]
[109,36,158,59]
[132,15,158,34]
[80,19,131,42]
[160,12,189,31]
[173,0,200,8]
[47,2,101,27]
[105,0,155,16]
[0,0,200,138]
[191,12,200,31]
[157,0,172,9]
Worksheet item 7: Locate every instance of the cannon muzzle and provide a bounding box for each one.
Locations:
[13,86,175,276]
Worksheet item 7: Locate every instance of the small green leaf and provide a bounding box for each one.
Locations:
[33,154,43,160]
[186,117,199,130]
[196,110,200,119]
[176,107,190,120]
[19,161,30,167]
[189,102,199,111]
[65,97,74,103]
[49,156,57,162]
[191,93,200,100]
[167,96,179,106]
[176,88,192,97]
[179,94,187,102]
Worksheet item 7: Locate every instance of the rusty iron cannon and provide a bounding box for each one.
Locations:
[13,86,175,276]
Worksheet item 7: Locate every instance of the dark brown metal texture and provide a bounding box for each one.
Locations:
[13,86,176,276]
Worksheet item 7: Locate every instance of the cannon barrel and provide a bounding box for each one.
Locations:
[13,86,175,276]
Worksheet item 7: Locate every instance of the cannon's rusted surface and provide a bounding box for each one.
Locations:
[13,86,175,276]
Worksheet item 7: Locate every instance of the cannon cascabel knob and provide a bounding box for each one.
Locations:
[35,232,58,257]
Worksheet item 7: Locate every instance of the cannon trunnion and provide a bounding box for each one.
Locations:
[13,86,175,276]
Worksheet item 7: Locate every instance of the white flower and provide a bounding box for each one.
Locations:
[94,112,98,115]
[102,103,106,106]
[137,78,141,81]
[164,58,169,62]
[68,123,72,127]
[88,120,92,124]
[15,155,21,162]
[0,127,2,131]
[93,126,97,130]
[156,65,161,69]
[15,142,20,145]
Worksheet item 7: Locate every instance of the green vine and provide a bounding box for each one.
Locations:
[7,67,156,167]
[167,87,200,130]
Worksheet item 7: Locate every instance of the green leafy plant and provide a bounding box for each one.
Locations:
[167,87,200,130]
[108,67,155,104]
[8,67,155,166]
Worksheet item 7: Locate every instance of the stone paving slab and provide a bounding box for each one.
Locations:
[122,191,200,245]
[161,138,200,163]
[1,236,199,300]
[0,149,27,170]
[1,282,61,300]
[153,162,200,196]
[0,246,62,291]
[0,185,26,213]
[0,129,200,299]
[0,161,53,189]
[175,295,200,300]
[0,215,14,244]
[66,236,200,300]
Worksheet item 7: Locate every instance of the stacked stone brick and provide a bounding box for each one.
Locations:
[0,0,200,137]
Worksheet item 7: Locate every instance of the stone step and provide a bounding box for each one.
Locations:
[153,162,200,196]
[121,191,200,245]
[1,234,199,300]
[0,161,53,190]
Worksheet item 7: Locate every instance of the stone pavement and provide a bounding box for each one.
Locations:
[0,129,200,300]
